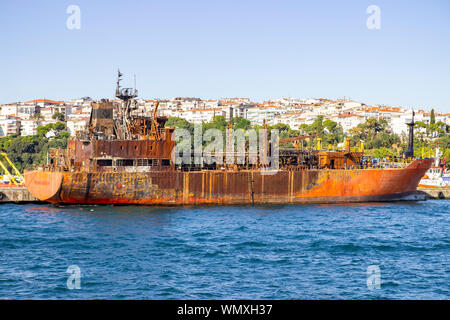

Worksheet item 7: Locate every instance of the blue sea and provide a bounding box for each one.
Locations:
[0,201,448,299]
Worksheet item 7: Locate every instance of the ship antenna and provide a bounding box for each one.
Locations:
[405,109,415,159]
[115,69,137,101]
[116,69,123,98]
[114,69,137,139]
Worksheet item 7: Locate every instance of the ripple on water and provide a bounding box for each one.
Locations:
[0,202,448,299]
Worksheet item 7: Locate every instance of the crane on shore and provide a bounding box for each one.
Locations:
[0,153,25,186]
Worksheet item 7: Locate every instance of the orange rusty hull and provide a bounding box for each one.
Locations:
[24,159,433,205]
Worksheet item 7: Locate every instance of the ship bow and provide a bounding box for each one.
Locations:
[24,170,63,202]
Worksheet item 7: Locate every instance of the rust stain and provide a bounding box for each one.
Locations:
[25,159,433,205]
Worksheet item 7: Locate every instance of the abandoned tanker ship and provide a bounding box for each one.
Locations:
[24,73,433,205]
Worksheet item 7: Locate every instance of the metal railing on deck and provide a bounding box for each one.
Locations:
[360,157,417,169]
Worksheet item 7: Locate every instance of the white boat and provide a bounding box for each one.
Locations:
[419,145,450,188]
[419,166,450,188]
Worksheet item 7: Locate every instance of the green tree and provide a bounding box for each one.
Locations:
[297,117,344,148]
[323,120,344,146]
[349,118,399,152]
[0,122,69,172]
[366,147,398,158]
[165,117,192,131]
[430,109,435,124]
[309,115,325,138]
[52,111,65,122]
[36,122,66,137]
[202,115,228,133]
[230,117,251,130]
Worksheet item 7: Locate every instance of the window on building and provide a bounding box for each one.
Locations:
[136,159,148,166]
[97,159,113,166]
[116,159,134,166]
[136,159,159,166]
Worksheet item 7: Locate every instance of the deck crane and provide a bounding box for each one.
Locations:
[0,153,25,186]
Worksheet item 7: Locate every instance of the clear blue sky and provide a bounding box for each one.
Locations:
[1,0,449,112]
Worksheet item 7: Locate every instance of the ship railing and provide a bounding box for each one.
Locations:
[361,161,411,169]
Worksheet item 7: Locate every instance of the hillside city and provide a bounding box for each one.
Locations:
[1,97,449,138]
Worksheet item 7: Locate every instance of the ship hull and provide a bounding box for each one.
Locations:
[25,159,433,205]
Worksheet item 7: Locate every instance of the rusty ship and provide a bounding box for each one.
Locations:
[24,73,433,205]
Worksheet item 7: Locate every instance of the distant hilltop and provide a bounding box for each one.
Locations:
[0,97,449,138]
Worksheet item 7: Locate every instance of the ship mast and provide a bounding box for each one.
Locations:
[405,110,415,158]
[115,69,138,139]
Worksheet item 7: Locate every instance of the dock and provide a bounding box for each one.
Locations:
[417,187,450,199]
[0,186,40,203]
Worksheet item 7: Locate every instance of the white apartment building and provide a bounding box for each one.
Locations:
[0,116,20,136]
[331,113,366,133]
[339,100,365,109]
[18,104,40,117]
[25,99,63,109]
[220,98,250,104]
[202,100,219,109]
[0,104,19,117]
[221,104,253,121]
[40,105,67,121]
[270,97,308,106]
[441,113,450,126]
[180,109,225,123]
[389,113,409,135]
[20,119,42,136]
[69,97,93,105]
[271,113,307,130]
[246,106,285,126]
[67,118,89,136]
[1,102,41,119]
